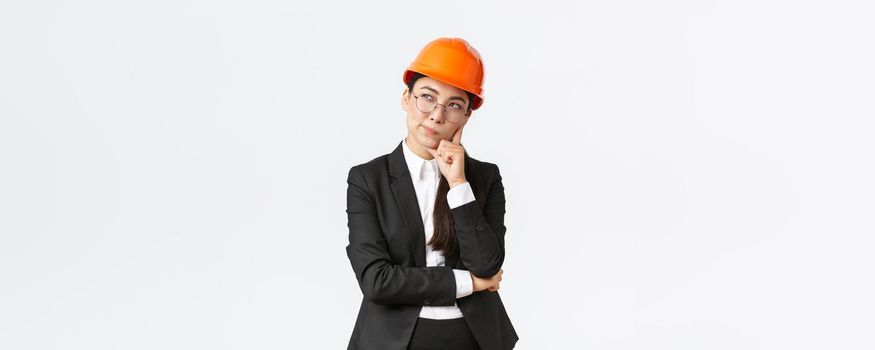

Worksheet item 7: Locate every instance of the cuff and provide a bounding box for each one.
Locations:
[447,181,476,209]
[452,269,474,299]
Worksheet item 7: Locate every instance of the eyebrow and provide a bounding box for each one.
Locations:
[419,86,468,105]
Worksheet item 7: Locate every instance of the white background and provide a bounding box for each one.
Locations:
[1,0,874,349]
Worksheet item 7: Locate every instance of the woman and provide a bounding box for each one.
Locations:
[345,37,518,350]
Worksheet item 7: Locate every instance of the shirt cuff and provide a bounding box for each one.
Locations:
[447,181,476,209]
[452,269,474,299]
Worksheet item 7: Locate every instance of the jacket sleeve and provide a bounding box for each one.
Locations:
[450,163,507,278]
[345,165,458,306]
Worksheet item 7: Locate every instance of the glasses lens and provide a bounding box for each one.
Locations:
[446,108,466,123]
[416,96,436,114]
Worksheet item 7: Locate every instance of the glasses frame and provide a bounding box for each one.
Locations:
[411,93,469,124]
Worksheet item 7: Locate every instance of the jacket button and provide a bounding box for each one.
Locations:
[424,298,430,305]
[476,225,484,232]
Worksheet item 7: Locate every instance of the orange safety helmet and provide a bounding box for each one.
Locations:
[403,37,485,110]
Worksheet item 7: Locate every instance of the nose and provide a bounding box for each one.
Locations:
[428,105,448,123]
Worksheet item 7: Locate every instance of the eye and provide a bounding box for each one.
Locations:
[449,103,463,110]
[421,94,435,101]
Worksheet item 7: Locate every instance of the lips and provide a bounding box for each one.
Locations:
[422,125,437,135]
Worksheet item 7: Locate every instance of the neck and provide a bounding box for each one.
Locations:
[405,135,434,160]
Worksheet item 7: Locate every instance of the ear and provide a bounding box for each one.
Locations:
[401,88,410,111]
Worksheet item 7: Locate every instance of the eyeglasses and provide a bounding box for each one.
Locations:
[412,93,469,123]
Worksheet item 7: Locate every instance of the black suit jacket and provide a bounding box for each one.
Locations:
[345,140,518,350]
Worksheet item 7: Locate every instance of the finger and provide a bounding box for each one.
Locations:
[438,139,451,152]
[451,123,464,144]
[442,150,452,163]
[434,141,445,158]
[444,144,462,163]
[445,150,456,164]
[425,147,440,160]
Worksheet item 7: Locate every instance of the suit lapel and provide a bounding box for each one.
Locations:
[388,140,427,267]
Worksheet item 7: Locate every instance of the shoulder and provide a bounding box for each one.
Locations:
[464,153,503,191]
[349,153,388,173]
[466,153,501,176]
[347,152,390,189]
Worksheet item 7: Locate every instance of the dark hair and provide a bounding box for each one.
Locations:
[405,72,487,258]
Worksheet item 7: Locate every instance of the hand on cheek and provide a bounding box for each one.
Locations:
[425,118,468,187]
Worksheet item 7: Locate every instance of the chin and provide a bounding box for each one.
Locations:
[413,135,437,148]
